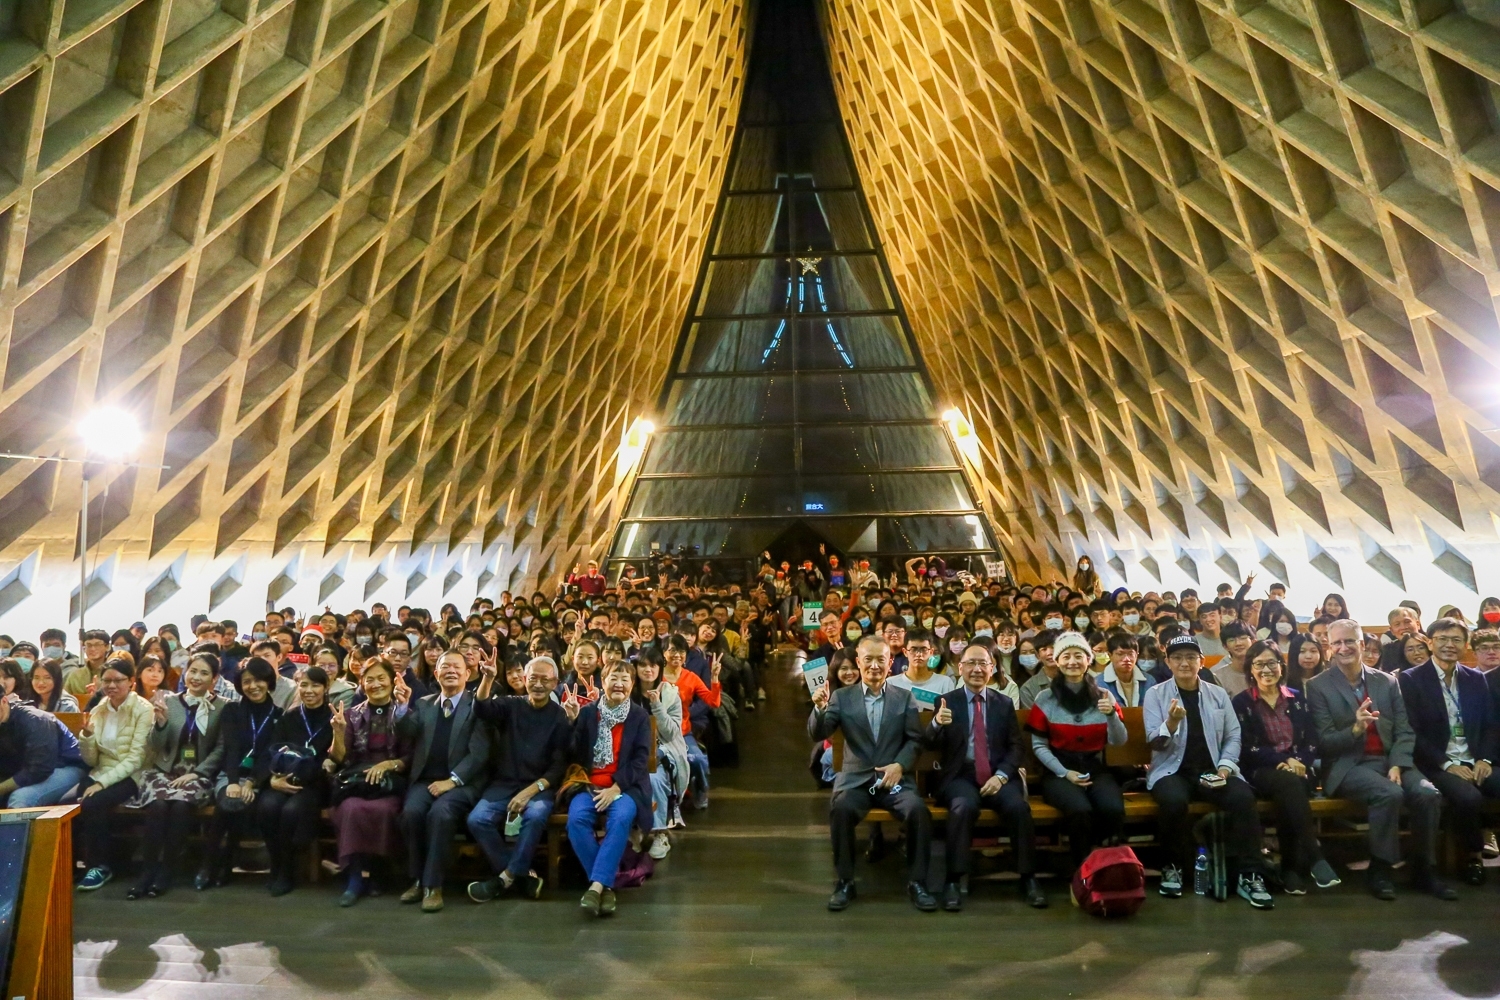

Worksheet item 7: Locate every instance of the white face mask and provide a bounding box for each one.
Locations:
[1123,613,1140,626]
[1275,621,1294,636]
[998,642,1016,654]
[1044,617,1064,630]
[1074,615,1090,629]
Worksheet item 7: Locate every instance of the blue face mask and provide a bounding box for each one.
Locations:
[1019,653,1040,668]
[858,616,871,628]
[974,628,993,639]
[41,645,64,660]
[1138,659,1156,672]
[928,654,943,670]
[14,657,33,672]
[253,631,268,640]
[902,614,916,626]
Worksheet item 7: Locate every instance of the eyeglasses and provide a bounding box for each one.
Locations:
[1328,639,1360,648]
[1250,660,1281,673]
[1431,635,1465,645]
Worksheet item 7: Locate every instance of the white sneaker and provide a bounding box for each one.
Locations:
[648,833,671,859]
[757,688,767,701]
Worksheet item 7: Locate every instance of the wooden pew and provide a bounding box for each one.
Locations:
[5,804,78,1000]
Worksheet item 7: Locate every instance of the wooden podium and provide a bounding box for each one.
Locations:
[4,805,77,1000]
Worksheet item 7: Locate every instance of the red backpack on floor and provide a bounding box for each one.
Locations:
[1070,846,1146,917]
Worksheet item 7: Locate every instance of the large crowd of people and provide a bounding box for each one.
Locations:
[804,554,1500,911]
[0,549,1496,919]
[0,557,766,916]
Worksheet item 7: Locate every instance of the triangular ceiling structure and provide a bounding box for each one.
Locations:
[608,0,998,569]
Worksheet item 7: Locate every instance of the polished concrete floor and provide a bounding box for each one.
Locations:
[74,664,1500,1000]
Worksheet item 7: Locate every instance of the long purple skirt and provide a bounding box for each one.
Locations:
[331,794,401,867]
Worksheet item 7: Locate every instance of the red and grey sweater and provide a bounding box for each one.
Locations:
[1026,684,1128,777]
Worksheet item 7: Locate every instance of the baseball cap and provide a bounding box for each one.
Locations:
[1164,634,1201,657]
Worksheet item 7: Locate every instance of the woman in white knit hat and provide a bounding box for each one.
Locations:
[1024,632,1127,871]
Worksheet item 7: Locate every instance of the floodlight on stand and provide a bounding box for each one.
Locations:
[78,407,142,457]
[941,407,980,462]
[618,416,656,476]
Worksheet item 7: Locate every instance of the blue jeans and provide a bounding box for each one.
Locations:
[684,733,709,807]
[566,790,637,888]
[650,767,672,830]
[6,766,86,808]
[467,790,554,879]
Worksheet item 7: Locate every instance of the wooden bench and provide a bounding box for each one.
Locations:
[828,707,1381,858]
[56,711,655,887]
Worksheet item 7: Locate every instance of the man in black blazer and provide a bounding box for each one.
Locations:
[397,649,492,911]
[928,644,1044,910]
[1399,617,1500,886]
[809,634,934,912]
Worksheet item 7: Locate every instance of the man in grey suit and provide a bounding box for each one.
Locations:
[1307,619,1451,901]
[809,634,934,912]
[397,649,492,911]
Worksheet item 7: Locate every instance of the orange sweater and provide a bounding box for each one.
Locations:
[669,670,721,734]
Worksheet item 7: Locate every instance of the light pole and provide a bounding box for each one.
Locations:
[0,407,158,637]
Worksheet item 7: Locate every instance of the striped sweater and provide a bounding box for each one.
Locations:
[1026,684,1128,777]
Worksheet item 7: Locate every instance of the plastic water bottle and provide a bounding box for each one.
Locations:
[1193,848,1209,896]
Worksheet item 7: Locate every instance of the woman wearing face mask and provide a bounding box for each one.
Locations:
[259,666,335,896]
[1260,605,1299,652]
[126,652,226,899]
[75,659,154,891]
[1073,557,1101,599]
[632,648,689,859]
[158,625,182,655]
[109,629,142,667]
[1013,636,1042,682]
[1028,633,1126,870]
[198,658,283,890]
[25,659,78,713]
[1476,597,1500,629]
[565,661,653,917]
[993,624,1020,682]
[328,658,412,907]
[0,660,29,700]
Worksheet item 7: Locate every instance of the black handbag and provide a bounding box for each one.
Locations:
[268,743,322,787]
[330,763,407,804]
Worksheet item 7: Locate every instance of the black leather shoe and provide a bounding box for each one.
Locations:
[1413,869,1459,901]
[827,879,856,911]
[1368,865,1397,901]
[908,881,938,912]
[942,882,962,911]
[1022,876,1049,909]
[865,830,887,864]
[1463,858,1486,886]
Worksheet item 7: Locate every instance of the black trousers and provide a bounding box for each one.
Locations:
[1040,771,1124,865]
[257,785,325,872]
[140,799,198,874]
[938,767,1035,878]
[1426,767,1500,854]
[203,784,255,871]
[829,783,931,883]
[1247,766,1322,874]
[400,782,481,887]
[1152,771,1264,875]
[77,779,139,868]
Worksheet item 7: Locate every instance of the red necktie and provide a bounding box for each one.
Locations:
[973,694,992,785]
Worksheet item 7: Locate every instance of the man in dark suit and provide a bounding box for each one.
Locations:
[809,634,934,911]
[927,643,1044,910]
[1399,617,1500,886]
[1308,619,1449,900]
[397,649,491,911]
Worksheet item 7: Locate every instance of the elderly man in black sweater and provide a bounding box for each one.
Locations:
[465,656,573,902]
